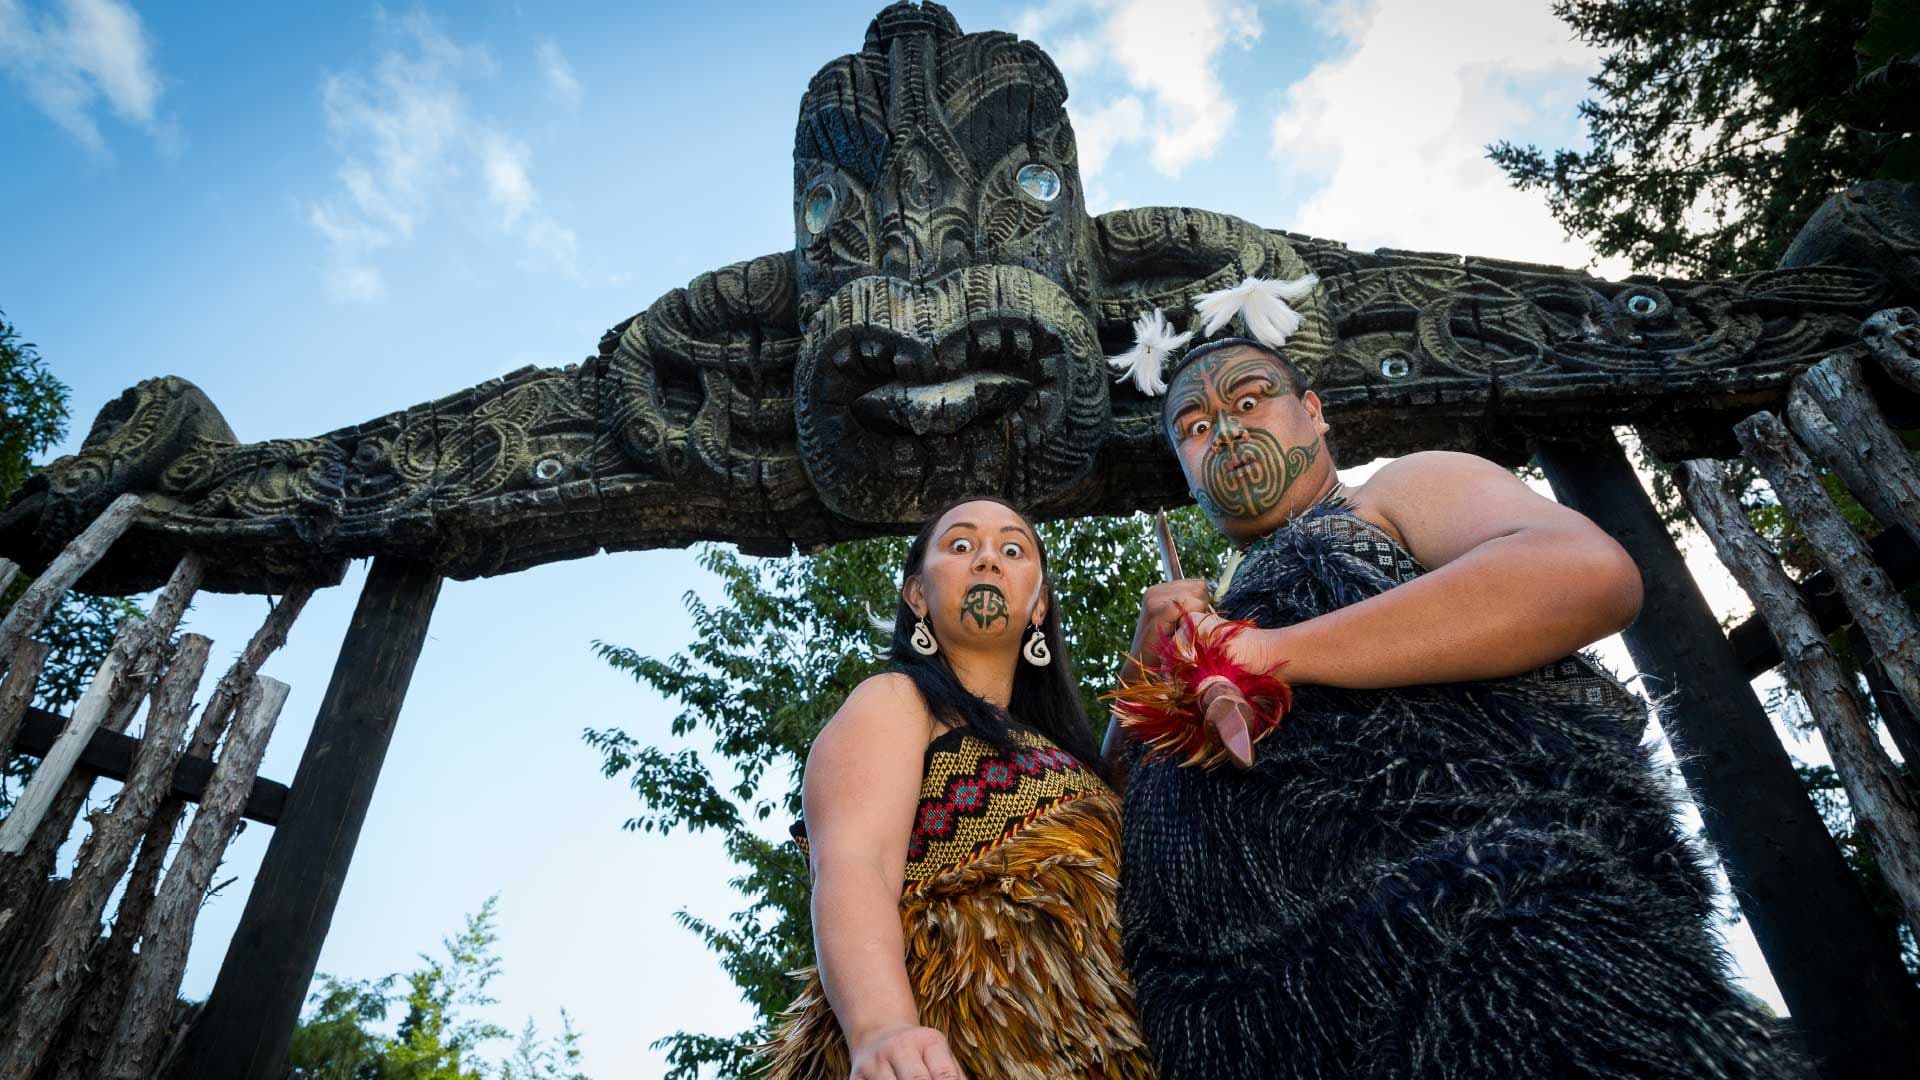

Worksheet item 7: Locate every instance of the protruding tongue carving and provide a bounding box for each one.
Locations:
[852,372,1033,436]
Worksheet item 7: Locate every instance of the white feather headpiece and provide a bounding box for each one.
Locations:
[1105,308,1193,397]
[1192,273,1320,349]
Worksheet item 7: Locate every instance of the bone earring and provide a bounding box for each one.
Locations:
[910,617,939,656]
[1022,623,1052,667]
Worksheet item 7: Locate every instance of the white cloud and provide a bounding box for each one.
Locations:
[535,38,579,106]
[1073,95,1146,182]
[1017,0,1261,180]
[326,261,386,304]
[0,0,168,153]
[1270,0,1628,273]
[479,129,577,266]
[308,11,578,303]
[479,130,535,225]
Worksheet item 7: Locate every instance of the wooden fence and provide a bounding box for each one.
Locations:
[0,497,305,1080]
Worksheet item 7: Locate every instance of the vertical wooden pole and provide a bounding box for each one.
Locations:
[1681,458,1920,939]
[0,635,211,1080]
[0,640,49,763]
[1857,628,1920,766]
[176,557,441,1080]
[103,675,292,1080]
[0,494,143,682]
[46,587,314,1080]
[1535,433,1920,1080]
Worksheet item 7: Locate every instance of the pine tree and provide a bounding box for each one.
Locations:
[1489,0,1916,279]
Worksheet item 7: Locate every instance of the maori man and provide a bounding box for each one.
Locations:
[1106,282,1808,1079]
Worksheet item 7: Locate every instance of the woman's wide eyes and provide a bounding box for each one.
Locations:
[1000,542,1023,558]
[951,537,973,553]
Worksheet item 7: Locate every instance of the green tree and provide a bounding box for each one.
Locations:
[1489,0,1916,280]
[287,896,589,1080]
[585,509,1226,1076]
[0,313,66,502]
[0,310,144,811]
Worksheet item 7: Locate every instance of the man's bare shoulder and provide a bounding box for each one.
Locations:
[1350,451,1515,520]
[1351,451,1571,569]
[1358,451,1513,497]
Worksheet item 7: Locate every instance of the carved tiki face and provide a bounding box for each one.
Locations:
[790,2,1108,524]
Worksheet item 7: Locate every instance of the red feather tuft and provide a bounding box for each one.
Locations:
[1103,613,1292,769]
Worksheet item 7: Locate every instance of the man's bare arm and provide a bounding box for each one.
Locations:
[1236,451,1641,689]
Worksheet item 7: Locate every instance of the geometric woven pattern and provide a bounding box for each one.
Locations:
[900,727,1105,891]
[789,725,1108,895]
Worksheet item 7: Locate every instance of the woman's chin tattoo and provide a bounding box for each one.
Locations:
[960,584,1009,629]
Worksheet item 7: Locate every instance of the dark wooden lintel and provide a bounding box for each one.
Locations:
[9,705,288,826]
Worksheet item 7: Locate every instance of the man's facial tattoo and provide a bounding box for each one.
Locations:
[960,584,1010,629]
[1170,351,1320,520]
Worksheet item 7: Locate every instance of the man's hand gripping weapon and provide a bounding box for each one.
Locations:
[1105,511,1292,770]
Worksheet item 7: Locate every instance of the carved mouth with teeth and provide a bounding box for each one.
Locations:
[795,266,1109,524]
[832,321,1064,438]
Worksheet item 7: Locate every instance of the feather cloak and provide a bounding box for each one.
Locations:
[1121,508,1808,1080]
[762,789,1153,1079]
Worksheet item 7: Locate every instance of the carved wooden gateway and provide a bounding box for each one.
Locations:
[1,5,1915,594]
[1,4,1918,1078]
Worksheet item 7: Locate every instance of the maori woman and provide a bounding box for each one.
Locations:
[1107,279,1809,1078]
[761,496,1153,1080]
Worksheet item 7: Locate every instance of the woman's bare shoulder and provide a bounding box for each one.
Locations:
[814,672,936,750]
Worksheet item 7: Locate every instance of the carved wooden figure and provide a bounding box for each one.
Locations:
[0,3,1914,596]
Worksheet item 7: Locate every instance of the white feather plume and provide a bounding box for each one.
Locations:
[1105,308,1194,397]
[1193,273,1320,348]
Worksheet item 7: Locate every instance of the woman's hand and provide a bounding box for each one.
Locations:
[849,1024,967,1080]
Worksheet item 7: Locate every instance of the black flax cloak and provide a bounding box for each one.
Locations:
[1120,507,1808,1079]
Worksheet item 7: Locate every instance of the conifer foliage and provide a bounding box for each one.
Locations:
[1490,0,1916,278]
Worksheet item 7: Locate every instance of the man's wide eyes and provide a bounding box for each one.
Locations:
[1187,419,1212,438]
[1237,395,1259,412]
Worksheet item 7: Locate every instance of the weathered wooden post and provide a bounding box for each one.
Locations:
[1534,431,1920,1079]
[0,494,143,682]
[176,556,442,1079]
[102,674,291,1080]
[0,635,210,1080]
[1683,457,1920,938]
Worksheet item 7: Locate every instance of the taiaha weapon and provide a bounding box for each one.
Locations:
[1115,511,1276,769]
[1151,507,1185,583]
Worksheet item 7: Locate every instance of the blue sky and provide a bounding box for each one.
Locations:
[3,0,1801,1074]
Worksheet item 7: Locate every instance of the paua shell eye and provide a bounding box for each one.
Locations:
[1015,163,1061,202]
[1615,287,1671,321]
[803,184,835,234]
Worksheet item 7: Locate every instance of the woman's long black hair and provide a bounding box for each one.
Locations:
[888,495,1106,778]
